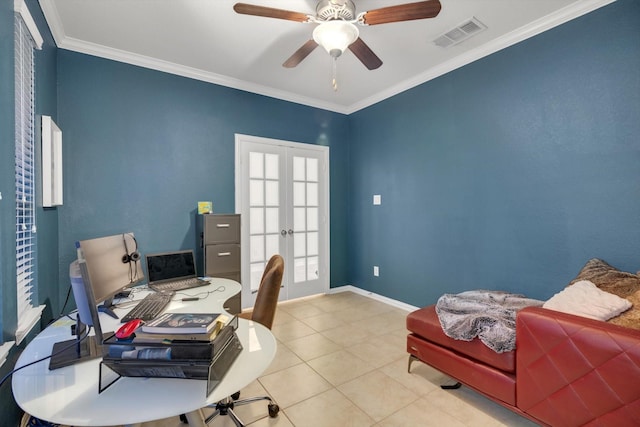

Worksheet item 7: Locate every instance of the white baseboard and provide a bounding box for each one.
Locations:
[329,285,419,312]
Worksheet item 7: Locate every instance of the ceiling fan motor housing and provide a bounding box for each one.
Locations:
[234,0,442,72]
[316,0,356,21]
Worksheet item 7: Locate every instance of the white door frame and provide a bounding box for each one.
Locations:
[235,133,330,309]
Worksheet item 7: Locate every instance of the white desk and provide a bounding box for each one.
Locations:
[12,278,276,427]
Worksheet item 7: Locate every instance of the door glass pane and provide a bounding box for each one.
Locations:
[307,208,318,231]
[293,182,305,206]
[265,180,279,206]
[265,234,279,260]
[242,139,327,306]
[249,180,264,206]
[294,258,306,283]
[265,153,279,179]
[306,183,318,206]
[293,207,305,232]
[293,156,305,181]
[307,256,319,280]
[307,158,318,182]
[265,208,279,234]
[249,152,264,179]
[294,233,306,257]
[307,231,318,256]
[250,235,264,263]
[250,262,264,293]
[250,208,264,234]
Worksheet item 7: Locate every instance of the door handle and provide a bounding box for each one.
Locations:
[281,230,287,236]
[288,229,293,235]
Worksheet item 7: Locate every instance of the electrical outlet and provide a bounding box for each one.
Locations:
[373,266,379,276]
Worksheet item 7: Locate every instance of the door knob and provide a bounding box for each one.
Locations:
[281,230,287,236]
[288,229,293,235]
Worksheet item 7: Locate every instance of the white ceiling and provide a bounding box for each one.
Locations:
[39,0,614,114]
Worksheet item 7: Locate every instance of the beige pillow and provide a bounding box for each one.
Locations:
[545,280,632,321]
[570,259,640,329]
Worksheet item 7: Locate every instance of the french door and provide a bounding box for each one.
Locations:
[235,134,329,309]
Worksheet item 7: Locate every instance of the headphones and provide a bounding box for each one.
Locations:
[122,233,140,283]
[121,233,140,264]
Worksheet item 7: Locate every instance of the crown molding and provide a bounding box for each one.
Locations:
[40,0,615,115]
[60,35,351,114]
[345,0,616,114]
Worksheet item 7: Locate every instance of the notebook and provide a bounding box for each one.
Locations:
[145,250,209,292]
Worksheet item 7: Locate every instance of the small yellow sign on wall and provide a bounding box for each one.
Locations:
[198,201,213,214]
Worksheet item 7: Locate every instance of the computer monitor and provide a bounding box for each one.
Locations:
[79,233,144,316]
[49,233,144,370]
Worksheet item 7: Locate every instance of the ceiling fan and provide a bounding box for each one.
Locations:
[233,0,442,89]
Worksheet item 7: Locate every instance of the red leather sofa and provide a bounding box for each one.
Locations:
[407,304,640,426]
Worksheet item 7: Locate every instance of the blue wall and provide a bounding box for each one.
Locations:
[56,52,351,304]
[0,1,17,418]
[2,0,639,423]
[0,0,59,421]
[34,1,60,323]
[348,0,640,306]
[0,0,14,345]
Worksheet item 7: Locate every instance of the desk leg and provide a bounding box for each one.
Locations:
[184,408,207,427]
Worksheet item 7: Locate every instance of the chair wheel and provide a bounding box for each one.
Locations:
[231,391,241,400]
[268,403,280,417]
[179,413,188,423]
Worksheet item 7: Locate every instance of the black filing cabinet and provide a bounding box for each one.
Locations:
[196,214,241,314]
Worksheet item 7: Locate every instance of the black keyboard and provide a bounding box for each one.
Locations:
[120,291,174,323]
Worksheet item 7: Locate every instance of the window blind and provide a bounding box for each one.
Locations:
[14,11,44,345]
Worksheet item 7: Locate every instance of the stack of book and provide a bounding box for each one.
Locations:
[134,312,231,343]
[100,312,242,396]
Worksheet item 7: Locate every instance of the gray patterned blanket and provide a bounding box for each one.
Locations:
[435,290,543,353]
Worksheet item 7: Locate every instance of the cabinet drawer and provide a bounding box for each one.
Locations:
[205,244,240,274]
[203,215,240,244]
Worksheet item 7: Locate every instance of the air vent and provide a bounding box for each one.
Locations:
[433,17,486,48]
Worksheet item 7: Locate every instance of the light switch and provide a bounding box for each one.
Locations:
[373,194,381,205]
[373,266,379,276]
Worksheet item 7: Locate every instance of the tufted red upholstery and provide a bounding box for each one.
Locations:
[408,304,640,426]
[517,307,640,427]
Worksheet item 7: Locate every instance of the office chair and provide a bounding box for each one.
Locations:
[203,254,284,427]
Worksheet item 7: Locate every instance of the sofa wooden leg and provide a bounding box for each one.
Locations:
[441,382,462,390]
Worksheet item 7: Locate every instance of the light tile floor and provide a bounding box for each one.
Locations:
[137,291,540,427]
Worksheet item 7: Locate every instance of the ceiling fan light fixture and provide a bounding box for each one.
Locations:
[313,20,359,58]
